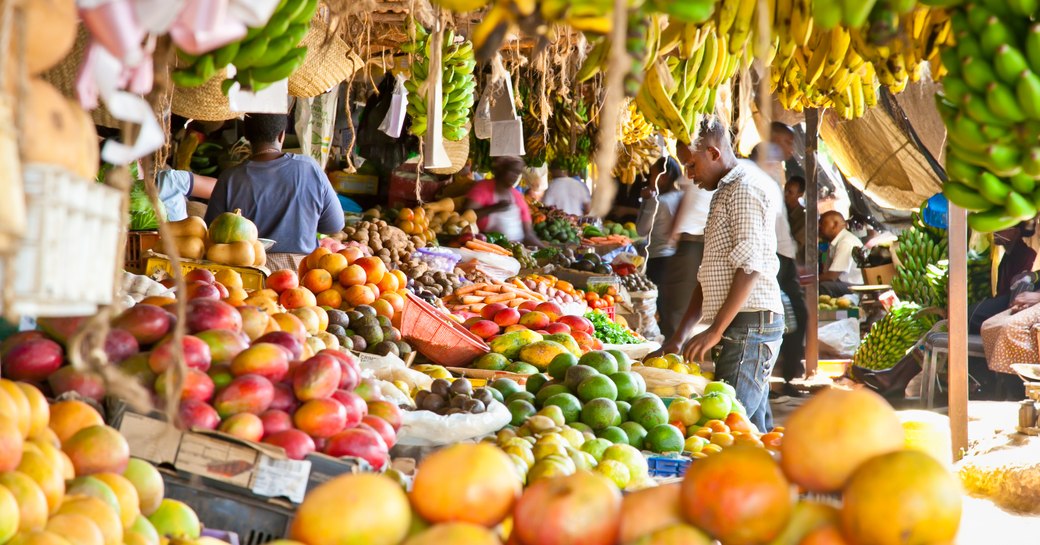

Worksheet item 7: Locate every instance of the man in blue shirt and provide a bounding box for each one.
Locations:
[206,114,344,271]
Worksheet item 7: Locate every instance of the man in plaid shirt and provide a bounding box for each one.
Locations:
[660,117,786,432]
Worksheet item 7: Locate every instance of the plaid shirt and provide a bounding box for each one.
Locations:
[698,160,784,323]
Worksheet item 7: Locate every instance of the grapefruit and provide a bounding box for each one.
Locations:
[840,450,961,545]
[290,474,410,545]
[410,443,520,527]
[401,523,501,545]
[680,446,793,545]
[780,389,904,493]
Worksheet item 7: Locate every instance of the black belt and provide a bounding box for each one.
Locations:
[729,310,781,326]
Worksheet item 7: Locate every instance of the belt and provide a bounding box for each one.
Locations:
[679,233,704,242]
[729,310,782,326]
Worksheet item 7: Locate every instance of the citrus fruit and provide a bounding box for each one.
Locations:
[507,400,536,426]
[645,424,685,454]
[580,438,612,461]
[578,351,618,375]
[581,398,620,431]
[595,459,631,489]
[547,353,578,381]
[577,375,618,403]
[609,372,640,402]
[543,394,582,424]
[596,426,629,445]
[629,394,669,430]
[619,421,648,449]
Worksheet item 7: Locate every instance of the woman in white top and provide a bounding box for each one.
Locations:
[636,157,684,286]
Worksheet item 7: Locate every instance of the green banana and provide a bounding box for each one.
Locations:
[1017,70,1040,120]
[264,12,292,38]
[962,57,997,92]
[994,45,1030,86]
[213,40,240,68]
[172,68,207,87]
[980,17,1015,57]
[946,153,982,185]
[977,171,1012,205]
[1027,25,1040,74]
[1024,148,1040,178]
[984,144,1024,177]
[233,35,271,69]
[962,93,1007,126]
[968,207,1020,232]
[577,38,609,82]
[1008,0,1039,16]
[252,33,301,70]
[940,76,970,104]
[943,181,992,211]
[986,82,1028,123]
[1010,172,1037,194]
[251,46,307,84]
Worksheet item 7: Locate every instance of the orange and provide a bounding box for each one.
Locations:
[365,283,381,298]
[318,253,349,277]
[414,207,426,221]
[315,289,342,309]
[391,270,407,288]
[338,265,367,287]
[338,247,365,264]
[371,299,394,320]
[398,208,414,222]
[302,269,333,293]
[344,285,376,307]
[382,292,406,313]
[399,220,416,235]
[377,272,399,293]
[355,257,386,285]
[305,248,331,271]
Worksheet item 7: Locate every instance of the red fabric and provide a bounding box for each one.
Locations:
[467,179,531,231]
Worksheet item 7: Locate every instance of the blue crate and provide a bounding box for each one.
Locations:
[647,455,692,478]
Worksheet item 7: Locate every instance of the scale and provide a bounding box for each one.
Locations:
[1010,364,1040,435]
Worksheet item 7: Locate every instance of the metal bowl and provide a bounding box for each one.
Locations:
[259,238,276,250]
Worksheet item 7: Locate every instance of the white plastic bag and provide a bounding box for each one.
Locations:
[818,318,860,358]
[378,73,408,138]
[446,247,521,281]
[631,366,708,398]
[396,400,512,446]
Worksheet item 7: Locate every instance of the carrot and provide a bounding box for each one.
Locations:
[456,283,487,295]
[474,290,499,297]
[461,295,485,304]
[485,292,518,304]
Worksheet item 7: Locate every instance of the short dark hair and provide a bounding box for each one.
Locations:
[771,121,795,137]
[693,116,732,153]
[821,210,846,224]
[652,156,682,186]
[243,114,287,145]
[786,175,806,193]
[492,156,525,183]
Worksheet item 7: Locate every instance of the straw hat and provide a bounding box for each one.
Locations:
[289,19,363,98]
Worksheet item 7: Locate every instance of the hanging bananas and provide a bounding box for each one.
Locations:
[853,302,940,371]
[402,25,478,142]
[172,0,317,92]
[890,215,949,309]
[938,1,1040,232]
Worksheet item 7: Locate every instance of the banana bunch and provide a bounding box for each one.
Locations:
[402,25,478,142]
[620,100,655,145]
[471,0,609,61]
[712,0,759,56]
[613,137,659,185]
[853,302,940,371]
[187,142,224,177]
[851,5,953,94]
[517,81,547,167]
[967,249,992,306]
[811,0,918,30]
[938,2,1040,232]
[545,97,594,175]
[890,220,949,308]
[172,0,316,92]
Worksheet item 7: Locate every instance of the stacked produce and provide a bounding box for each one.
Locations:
[0,376,223,545]
[393,207,437,246]
[586,310,643,344]
[419,198,476,236]
[402,25,477,141]
[509,242,538,269]
[617,269,656,292]
[938,3,1040,231]
[172,0,317,92]
[465,306,603,373]
[853,301,941,371]
[562,251,614,274]
[287,387,960,545]
[398,257,466,301]
[543,96,595,176]
[412,378,498,416]
[818,294,855,310]
[442,280,560,314]
[340,220,420,267]
[639,352,702,375]
[890,216,948,308]
[968,248,993,306]
[517,274,584,306]
[584,287,617,311]
[161,213,267,268]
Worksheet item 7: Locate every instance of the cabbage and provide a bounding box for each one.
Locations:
[128,180,166,231]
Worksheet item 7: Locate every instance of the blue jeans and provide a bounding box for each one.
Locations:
[713,312,785,432]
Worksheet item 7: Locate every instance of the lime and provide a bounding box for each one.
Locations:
[544,393,583,424]
[644,424,685,454]
[577,375,619,403]
[535,383,571,406]
[472,352,510,371]
[547,352,579,381]
[619,421,648,449]
[526,373,550,394]
[507,399,536,426]
[596,426,629,445]
[491,378,523,398]
[580,438,613,461]
[564,364,599,391]
[606,349,632,372]
[595,459,632,489]
[581,398,621,431]
[579,350,619,375]
[609,372,641,402]
[629,394,668,430]
[616,400,631,422]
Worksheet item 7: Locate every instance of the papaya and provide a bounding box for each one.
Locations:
[542,334,582,357]
[518,341,570,370]
[488,331,544,360]
[206,241,255,267]
[208,209,258,244]
[166,217,208,239]
[174,236,205,260]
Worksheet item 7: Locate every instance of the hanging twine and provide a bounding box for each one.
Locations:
[590,0,627,217]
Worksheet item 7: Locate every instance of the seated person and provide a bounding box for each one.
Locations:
[205,113,345,272]
[979,290,1040,399]
[969,221,1037,334]
[818,211,862,296]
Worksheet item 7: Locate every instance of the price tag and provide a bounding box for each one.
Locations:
[252,456,311,504]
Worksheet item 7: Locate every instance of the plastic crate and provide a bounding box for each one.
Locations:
[647,455,692,478]
[125,231,160,273]
[160,469,293,545]
[399,291,489,367]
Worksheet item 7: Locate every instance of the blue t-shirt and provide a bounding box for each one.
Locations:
[205,154,345,254]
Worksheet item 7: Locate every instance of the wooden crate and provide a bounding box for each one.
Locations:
[125,231,160,273]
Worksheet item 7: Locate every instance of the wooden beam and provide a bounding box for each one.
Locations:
[804,109,820,378]
[948,204,968,459]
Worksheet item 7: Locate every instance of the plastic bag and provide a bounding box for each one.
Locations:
[602,341,661,361]
[396,400,512,446]
[631,366,708,399]
[378,73,408,138]
[818,318,860,358]
[447,247,520,281]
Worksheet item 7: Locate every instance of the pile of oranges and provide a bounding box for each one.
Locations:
[585,285,617,310]
[395,207,436,245]
[298,247,409,324]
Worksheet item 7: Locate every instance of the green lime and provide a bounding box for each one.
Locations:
[577,375,619,403]
[491,378,523,398]
[564,364,599,391]
[578,350,619,375]
[580,437,612,461]
[544,393,583,424]
[547,352,579,381]
[644,424,685,454]
[619,421,648,449]
[596,425,629,445]
[535,383,572,407]
[609,372,641,402]
[629,394,668,430]
[581,398,621,431]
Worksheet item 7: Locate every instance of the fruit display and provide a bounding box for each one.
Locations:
[584,287,617,311]
[938,3,1040,232]
[398,258,466,301]
[465,309,604,373]
[393,207,437,246]
[543,96,595,178]
[968,248,993,306]
[517,274,585,306]
[0,376,222,545]
[182,140,223,177]
[160,213,267,268]
[568,251,614,274]
[462,239,513,256]
[412,378,498,416]
[509,242,538,269]
[340,220,420,267]
[818,294,855,311]
[533,215,581,245]
[585,310,644,345]
[639,352,702,375]
[853,302,941,371]
[890,215,948,308]
[401,25,477,141]
[585,221,639,241]
[442,280,561,314]
[172,0,317,91]
[616,270,656,292]
[421,198,477,236]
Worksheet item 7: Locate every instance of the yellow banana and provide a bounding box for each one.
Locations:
[729,0,758,53]
[706,32,730,86]
[695,30,718,86]
[791,0,813,47]
[716,0,741,36]
[850,73,865,117]
[823,26,851,78]
[804,30,831,86]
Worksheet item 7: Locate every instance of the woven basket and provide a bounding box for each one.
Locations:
[289,20,362,98]
[427,123,470,175]
[40,26,119,128]
[171,68,237,121]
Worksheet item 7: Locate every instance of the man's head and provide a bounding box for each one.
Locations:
[770,122,796,160]
[994,221,1034,247]
[677,116,737,191]
[492,156,525,189]
[549,165,568,179]
[243,114,287,148]
[819,210,847,242]
[784,175,806,208]
[648,156,682,192]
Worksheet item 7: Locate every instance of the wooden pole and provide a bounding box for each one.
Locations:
[948,204,968,459]
[804,109,820,377]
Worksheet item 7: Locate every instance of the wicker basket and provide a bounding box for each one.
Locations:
[426,123,471,176]
[40,26,119,128]
[172,68,238,121]
[289,19,363,98]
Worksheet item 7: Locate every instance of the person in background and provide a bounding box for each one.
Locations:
[157,169,216,221]
[818,210,863,296]
[636,156,684,287]
[542,165,592,216]
[969,221,1038,333]
[784,175,807,264]
[466,156,544,247]
[661,117,785,432]
[205,113,345,272]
